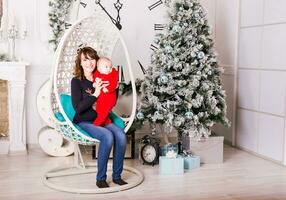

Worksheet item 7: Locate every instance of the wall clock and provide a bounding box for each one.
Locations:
[72,0,169,78]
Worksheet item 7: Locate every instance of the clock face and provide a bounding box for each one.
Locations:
[142,144,157,163]
[75,0,169,79]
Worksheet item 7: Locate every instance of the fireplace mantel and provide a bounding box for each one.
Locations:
[0,62,29,154]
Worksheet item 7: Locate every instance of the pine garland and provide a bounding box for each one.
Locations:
[48,0,73,51]
[0,53,10,61]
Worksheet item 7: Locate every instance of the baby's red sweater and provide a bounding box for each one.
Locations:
[93,68,118,126]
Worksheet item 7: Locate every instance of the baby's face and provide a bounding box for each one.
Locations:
[97,59,112,75]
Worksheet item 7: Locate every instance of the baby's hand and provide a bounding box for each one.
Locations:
[93,78,101,88]
[102,87,109,93]
[95,77,102,83]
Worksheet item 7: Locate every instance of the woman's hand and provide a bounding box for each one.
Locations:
[85,88,93,96]
[88,80,110,98]
[93,79,110,88]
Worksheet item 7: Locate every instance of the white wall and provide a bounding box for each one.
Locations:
[0,0,54,144]
[0,0,238,146]
[237,0,286,164]
[209,0,239,145]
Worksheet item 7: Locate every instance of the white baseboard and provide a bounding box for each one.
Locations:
[27,143,41,150]
[235,145,283,166]
[0,140,9,154]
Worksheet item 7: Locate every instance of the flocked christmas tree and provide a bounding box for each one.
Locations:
[137,0,230,139]
[48,0,73,50]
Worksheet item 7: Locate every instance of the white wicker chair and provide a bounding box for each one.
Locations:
[43,15,143,194]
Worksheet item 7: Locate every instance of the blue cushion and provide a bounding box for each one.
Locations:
[60,94,76,121]
[56,94,125,135]
[54,112,65,122]
[109,111,125,130]
[55,111,91,137]
[58,94,92,137]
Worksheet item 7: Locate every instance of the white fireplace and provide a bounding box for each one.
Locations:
[0,62,29,154]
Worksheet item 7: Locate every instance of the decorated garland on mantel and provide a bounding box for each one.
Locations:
[48,0,73,51]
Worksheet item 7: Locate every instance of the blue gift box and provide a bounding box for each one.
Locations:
[160,144,178,156]
[159,156,184,175]
[181,155,200,170]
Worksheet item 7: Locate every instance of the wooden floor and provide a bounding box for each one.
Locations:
[1,145,286,200]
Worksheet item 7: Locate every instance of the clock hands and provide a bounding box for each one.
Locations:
[114,1,123,27]
[94,0,123,30]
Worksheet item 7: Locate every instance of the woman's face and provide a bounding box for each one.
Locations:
[81,53,96,73]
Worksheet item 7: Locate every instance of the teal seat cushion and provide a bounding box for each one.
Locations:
[109,111,125,130]
[56,94,125,137]
[54,112,65,122]
[58,94,91,137]
[60,94,76,121]
[55,112,91,138]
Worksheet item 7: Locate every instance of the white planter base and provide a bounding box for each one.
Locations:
[182,136,224,164]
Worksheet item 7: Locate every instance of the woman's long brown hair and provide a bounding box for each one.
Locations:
[73,47,100,80]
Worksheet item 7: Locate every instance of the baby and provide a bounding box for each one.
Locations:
[93,57,118,126]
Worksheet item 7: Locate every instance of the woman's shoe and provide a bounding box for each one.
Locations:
[96,180,109,188]
[113,178,128,185]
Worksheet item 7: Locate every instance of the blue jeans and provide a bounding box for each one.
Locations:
[77,122,126,181]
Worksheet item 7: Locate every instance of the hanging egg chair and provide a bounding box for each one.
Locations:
[43,14,143,194]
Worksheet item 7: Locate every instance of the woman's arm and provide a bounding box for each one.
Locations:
[71,78,96,114]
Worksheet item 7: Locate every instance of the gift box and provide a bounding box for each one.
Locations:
[182,155,200,170]
[160,144,178,156]
[159,156,184,175]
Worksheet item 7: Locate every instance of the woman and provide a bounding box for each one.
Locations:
[71,47,127,188]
